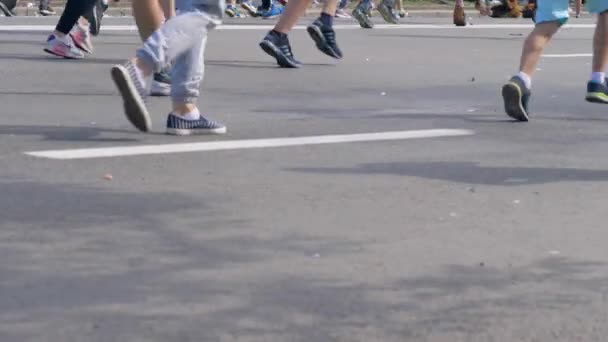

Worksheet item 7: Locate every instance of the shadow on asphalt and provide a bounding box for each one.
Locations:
[0,125,137,142]
[289,161,608,186]
[207,59,336,69]
[0,54,125,64]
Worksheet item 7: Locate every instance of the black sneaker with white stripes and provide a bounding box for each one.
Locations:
[306,18,343,59]
[259,31,301,68]
[166,113,227,136]
[110,61,152,132]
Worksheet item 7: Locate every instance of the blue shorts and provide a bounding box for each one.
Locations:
[535,0,608,25]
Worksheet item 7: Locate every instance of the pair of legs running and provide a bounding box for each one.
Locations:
[502,0,607,122]
[44,0,107,59]
[111,0,226,135]
[44,0,174,56]
[45,0,175,97]
[351,0,398,29]
[259,0,342,68]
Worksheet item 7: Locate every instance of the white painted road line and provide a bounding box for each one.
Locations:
[25,129,474,160]
[543,53,592,58]
[0,23,598,32]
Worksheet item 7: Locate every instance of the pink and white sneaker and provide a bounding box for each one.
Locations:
[69,24,94,54]
[43,35,85,59]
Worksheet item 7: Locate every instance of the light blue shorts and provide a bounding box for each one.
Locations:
[535,1,569,25]
[535,0,608,25]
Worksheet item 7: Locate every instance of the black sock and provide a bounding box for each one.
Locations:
[320,12,334,27]
[270,29,288,43]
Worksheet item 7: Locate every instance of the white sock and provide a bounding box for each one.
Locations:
[178,109,201,121]
[590,72,605,84]
[516,71,532,89]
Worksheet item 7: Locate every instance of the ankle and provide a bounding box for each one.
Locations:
[320,12,334,27]
[172,103,198,116]
[132,58,153,77]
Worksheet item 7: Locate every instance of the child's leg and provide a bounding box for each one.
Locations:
[168,26,208,115]
[306,0,342,59]
[111,11,220,133]
[135,12,214,99]
[274,0,311,33]
[164,22,225,135]
[592,11,608,78]
[321,0,336,17]
[501,0,567,121]
[160,0,176,19]
[585,2,608,102]
[132,0,166,41]
[518,22,561,78]
[501,21,560,121]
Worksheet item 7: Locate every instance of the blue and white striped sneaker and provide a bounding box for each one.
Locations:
[166,113,227,136]
[110,61,152,132]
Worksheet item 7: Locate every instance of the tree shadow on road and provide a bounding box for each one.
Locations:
[372,33,584,42]
[0,54,125,65]
[206,59,336,69]
[289,161,608,186]
[0,180,369,341]
[0,90,115,97]
[0,125,137,142]
[1,181,607,341]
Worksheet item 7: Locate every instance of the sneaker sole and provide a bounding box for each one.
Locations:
[352,9,374,28]
[111,65,152,132]
[43,48,84,59]
[502,82,529,122]
[585,92,608,104]
[377,3,398,24]
[306,25,341,59]
[259,40,300,68]
[166,126,227,136]
[0,2,14,16]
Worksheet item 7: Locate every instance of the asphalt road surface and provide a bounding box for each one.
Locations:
[1,15,608,342]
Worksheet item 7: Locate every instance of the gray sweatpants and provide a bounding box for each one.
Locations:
[136,0,223,104]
